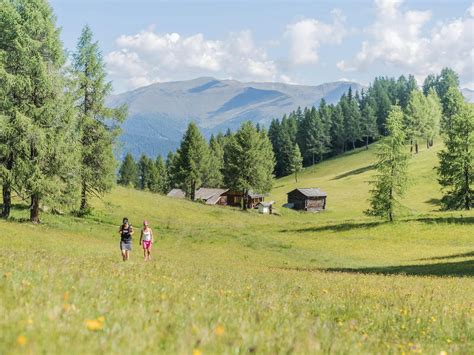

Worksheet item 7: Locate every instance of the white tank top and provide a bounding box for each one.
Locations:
[143,229,152,241]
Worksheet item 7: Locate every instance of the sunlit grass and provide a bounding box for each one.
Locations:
[1,143,473,353]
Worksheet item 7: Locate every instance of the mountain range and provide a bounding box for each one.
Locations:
[107,77,364,158]
[108,77,474,158]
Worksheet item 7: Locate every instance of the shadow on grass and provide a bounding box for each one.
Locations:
[413,216,474,225]
[281,216,474,234]
[332,164,375,180]
[280,221,387,233]
[417,251,474,261]
[277,259,474,277]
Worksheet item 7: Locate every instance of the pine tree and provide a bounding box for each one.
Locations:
[175,122,209,200]
[72,25,127,214]
[223,121,274,210]
[203,135,224,187]
[360,94,378,149]
[137,154,153,190]
[330,104,346,154]
[152,155,167,193]
[118,153,138,187]
[0,0,81,223]
[165,151,179,192]
[437,87,473,210]
[289,144,303,182]
[366,106,410,221]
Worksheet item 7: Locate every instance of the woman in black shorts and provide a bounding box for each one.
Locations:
[119,218,134,261]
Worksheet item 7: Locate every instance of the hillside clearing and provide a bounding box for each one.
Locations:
[1,144,473,354]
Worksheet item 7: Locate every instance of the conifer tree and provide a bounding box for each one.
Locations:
[203,135,224,187]
[0,0,80,222]
[118,153,138,187]
[72,25,126,214]
[366,106,410,221]
[424,88,442,148]
[152,155,167,193]
[289,144,303,182]
[405,90,429,153]
[360,94,378,149]
[223,122,274,209]
[437,87,473,210]
[330,104,346,154]
[175,122,209,200]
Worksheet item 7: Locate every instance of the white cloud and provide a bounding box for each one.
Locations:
[286,9,348,65]
[105,29,280,92]
[338,0,474,87]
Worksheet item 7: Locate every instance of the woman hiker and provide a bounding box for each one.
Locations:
[119,217,134,261]
[139,220,154,261]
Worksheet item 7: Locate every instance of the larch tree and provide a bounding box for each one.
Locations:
[1,0,81,223]
[437,87,473,210]
[223,121,274,210]
[405,89,429,154]
[72,25,127,214]
[289,143,303,183]
[424,88,442,148]
[366,106,410,221]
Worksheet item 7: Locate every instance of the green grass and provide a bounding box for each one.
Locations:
[1,144,473,354]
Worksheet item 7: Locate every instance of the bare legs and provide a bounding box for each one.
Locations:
[143,247,151,261]
[121,249,130,261]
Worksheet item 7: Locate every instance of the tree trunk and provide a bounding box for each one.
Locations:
[465,163,470,210]
[1,154,13,219]
[190,180,196,201]
[80,182,88,214]
[365,136,369,150]
[388,186,393,222]
[415,142,419,154]
[242,189,248,210]
[352,141,355,150]
[1,184,11,219]
[30,195,40,224]
[295,171,298,183]
[312,153,315,166]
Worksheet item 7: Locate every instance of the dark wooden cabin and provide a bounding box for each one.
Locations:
[223,191,264,209]
[287,188,327,211]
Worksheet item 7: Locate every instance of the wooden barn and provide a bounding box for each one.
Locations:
[223,191,265,209]
[287,188,327,211]
[194,188,228,205]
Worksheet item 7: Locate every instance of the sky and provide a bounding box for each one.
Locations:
[50,0,474,93]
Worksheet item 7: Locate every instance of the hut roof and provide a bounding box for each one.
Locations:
[258,201,274,207]
[248,191,265,199]
[195,188,228,204]
[167,188,186,198]
[288,188,327,197]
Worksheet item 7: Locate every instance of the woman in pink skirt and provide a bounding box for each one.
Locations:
[139,220,154,261]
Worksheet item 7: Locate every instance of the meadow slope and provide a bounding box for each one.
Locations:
[1,144,473,354]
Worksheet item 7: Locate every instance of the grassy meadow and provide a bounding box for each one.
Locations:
[1,144,473,354]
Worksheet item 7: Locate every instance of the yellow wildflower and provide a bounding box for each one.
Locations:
[17,335,27,346]
[215,325,225,336]
[192,349,202,355]
[439,351,448,355]
[85,316,105,331]
[63,292,69,301]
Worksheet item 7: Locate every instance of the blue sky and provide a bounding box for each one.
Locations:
[50,0,474,93]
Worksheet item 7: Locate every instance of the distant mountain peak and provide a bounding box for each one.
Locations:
[108,78,365,158]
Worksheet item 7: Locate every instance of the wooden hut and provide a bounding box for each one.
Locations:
[257,201,274,214]
[223,191,265,209]
[167,188,186,199]
[194,188,228,205]
[287,188,327,211]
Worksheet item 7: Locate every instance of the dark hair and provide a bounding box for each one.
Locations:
[123,217,129,224]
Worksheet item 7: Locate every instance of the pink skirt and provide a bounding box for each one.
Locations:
[142,240,152,249]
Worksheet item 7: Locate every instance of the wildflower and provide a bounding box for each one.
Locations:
[85,316,105,331]
[63,304,71,312]
[192,349,202,355]
[439,351,448,355]
[446,338,452,344]
[17,335,27,346]
[27,319,33,325]
[215,325,225,336]
[63,292,69,301]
